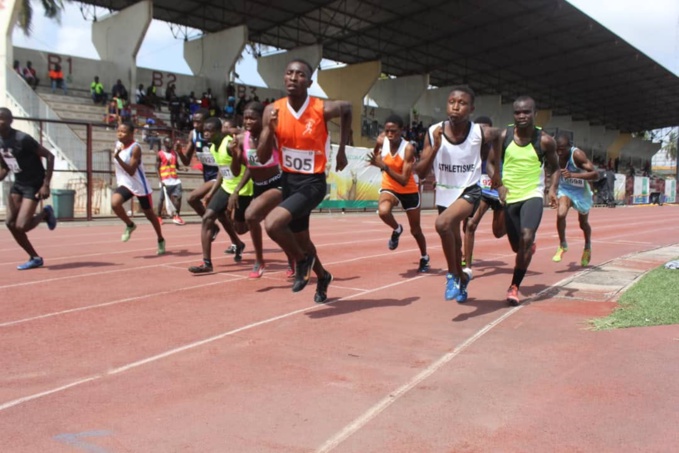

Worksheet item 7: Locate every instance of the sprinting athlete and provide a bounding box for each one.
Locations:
[257,59,352,303]
[415,86,502,303]
[188,117,253,273]
[367,114,429,273]
[552,131,598,266]
[488,96,559,306]
[0,107,57,270]
[156,137,185,225]
[111,122,165,255]
[461,115,506,272]
[229,101,295,278]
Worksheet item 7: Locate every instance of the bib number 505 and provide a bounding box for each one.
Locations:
[282,149,314,174]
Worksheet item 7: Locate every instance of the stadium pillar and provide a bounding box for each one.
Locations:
[256,44,322,93]
[474,95,502,123]
[92,0,152,98]
[412,86,456,125]
[368,74,429,125]
[184,25,247,96]
[317,60,381,148]
[0,0,20,103]
[571,121,592,154]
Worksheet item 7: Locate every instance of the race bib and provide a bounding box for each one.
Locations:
[282,147,314,174]
[219,166,234,179]
[564,177,585,188]
[480,173,492,190]
[197,151,217,166]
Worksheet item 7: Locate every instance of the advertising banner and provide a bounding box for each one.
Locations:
[632,176,649,204]
[665,178,677,204]
[614,174,626,202]
[320,145,380,210]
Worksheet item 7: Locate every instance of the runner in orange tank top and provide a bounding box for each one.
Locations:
[257,59,352,303]
[366,114,429,273]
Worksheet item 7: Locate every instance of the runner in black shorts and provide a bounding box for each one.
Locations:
[0,108,57,270]
[367,114,429,273]
[257,59,352,303]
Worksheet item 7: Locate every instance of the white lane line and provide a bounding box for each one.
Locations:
[0,248,421,327]
[315,305,523,453]
[0,275,428,412]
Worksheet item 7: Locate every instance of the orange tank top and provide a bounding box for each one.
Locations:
[381,138,418,194]
[273,96,329,174]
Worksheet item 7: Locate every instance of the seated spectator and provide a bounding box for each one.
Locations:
[90,76,107,105]
[165,83,176,102]
[104,98,120,128]
[146,83,162,111]
[13,60,23,78]
[49,63,67,94]
[169,95,182,130]
[142,118,162,151]
[120,100,132,123]
[136,84,146,104]
[22,61,39,89]
[224,95,236,118]
[111,79,128,101]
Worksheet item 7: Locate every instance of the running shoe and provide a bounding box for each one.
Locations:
[121,223,137,242]
[173,215,185,225]
[457,274,471,304]
[581,248,591,267]
[157,216,164,225]
[224,244,237,254]
[417,256,430,273]
[286,263,295,279]
[157,239,166,256]
[552,246,567,262]
[211,225,220,242]
[234,242,245,262]
[462,267,473,282]
[388,224,403,250]
[292,254,316,292]
[314,271,334,303]
[249,262,265,279]
[188,263,213,274]
[17,256,44,270]
[506,284,520,306]
[445,273,460,301]
[44,205,57,230]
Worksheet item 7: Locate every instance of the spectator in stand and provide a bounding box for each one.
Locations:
[169,95,182,130]
[13,60,23,78]
[165,83,176,103]
[146,83,162,111]
[105,98,120,128]
[49,63,67,94]
[22,61,39,89]
[120,100,132,123]
[224,95,236,118]
[142,118,162,151]
[135,84,146,105]
[90,76,107,105]
[200,92,210,109]
[111,79,128,101]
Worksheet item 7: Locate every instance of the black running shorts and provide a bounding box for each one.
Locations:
[280,172,327,233]
[379,189,421,211]
[504,196,543,250]
[115,185,153,210]
[437,185,482,217]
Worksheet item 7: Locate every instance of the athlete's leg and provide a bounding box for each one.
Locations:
[405,207,427,257]
[377,192,399,230]
[463,199,490,268]
[201,208,218,262]
[245,188,283,265]
[111,191,133,226]
[141,207,164,241]
[513,197,543,286]
[579,211,591,245]
[293,229,326,278]
[264,206,303,261]
[555,196,571,247]
[491,207,506,238]
[504,202,522,253]
[6,193,40,258]
[188,181,214,217]
[157,188,165,217]
[435,197,475,279]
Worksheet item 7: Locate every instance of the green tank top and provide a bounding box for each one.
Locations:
[503,138,545,204]
[210,136,254,196]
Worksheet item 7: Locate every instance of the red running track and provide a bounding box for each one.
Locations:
[1,206,678,452]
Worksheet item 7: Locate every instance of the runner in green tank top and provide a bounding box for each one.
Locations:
[488,96,559,306]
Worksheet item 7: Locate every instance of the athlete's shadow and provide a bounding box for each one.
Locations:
[135,249,200,259]
[399,268,443,278]
[452,299,510,321]
[306,296,419,318]
[47,261,115,270]
[554,262,589,274]
[256,274,359,293]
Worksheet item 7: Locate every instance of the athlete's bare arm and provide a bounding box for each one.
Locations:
[415,125,442,179]
[35,144,54,200]
[488,128,507,203]
[541,132,559,207]
[0,154,8,181]
[176,130,195,166]
[565,148,598,181]
[229,133,244,177]
[324,100,352,171]
[257,104,277,165]
[115,143,142,177]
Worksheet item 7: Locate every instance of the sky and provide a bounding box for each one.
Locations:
[10,0,679,92]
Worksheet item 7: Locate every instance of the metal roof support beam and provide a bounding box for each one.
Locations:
[368,74,430,124]
[184,25,248,94]
[318,60,381,148]
[256,44,322,92]
[92,0,153,96]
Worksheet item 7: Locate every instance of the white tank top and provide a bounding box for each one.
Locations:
[430,121,483,208]
[114,140,151,196]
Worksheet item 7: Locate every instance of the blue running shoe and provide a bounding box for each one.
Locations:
[445,273,460,301]
[456,276,470,303]
[17,257,44,270]
[44,205,57,230]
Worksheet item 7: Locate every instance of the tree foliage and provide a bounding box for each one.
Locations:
[17,0,66,37]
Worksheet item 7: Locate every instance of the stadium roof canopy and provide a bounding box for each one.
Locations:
[82,0,679,132]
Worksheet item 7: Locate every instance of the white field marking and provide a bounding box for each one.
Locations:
[0,248,424,327]
[0,277,240,328]
[314,245,678,453]
[0,275,428,412]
